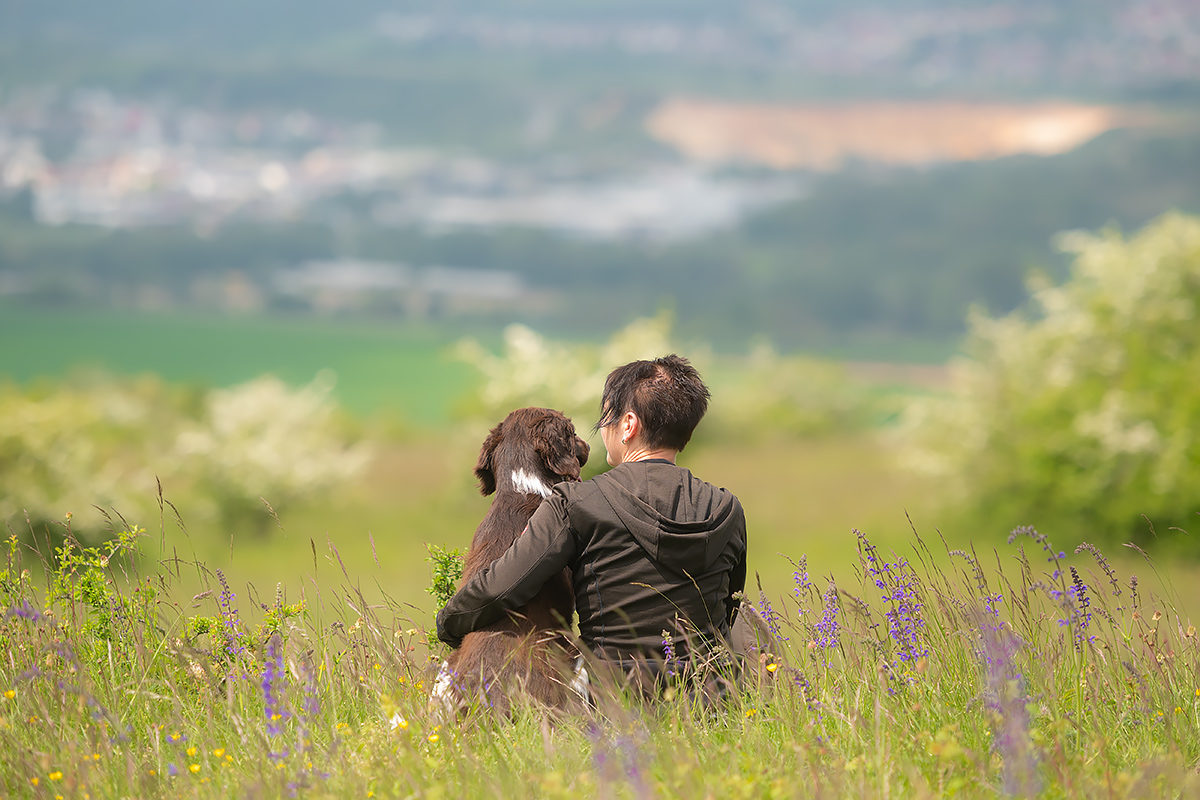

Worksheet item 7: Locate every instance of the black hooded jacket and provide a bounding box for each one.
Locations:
[435,459,747,663]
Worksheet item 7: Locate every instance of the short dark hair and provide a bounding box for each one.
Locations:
[595,354,710,452]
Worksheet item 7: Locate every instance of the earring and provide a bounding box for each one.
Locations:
[621,437,628,444]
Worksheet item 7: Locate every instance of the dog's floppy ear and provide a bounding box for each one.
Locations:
[534,414,586,482]
[574,436,590,471]
[475,422,503,496]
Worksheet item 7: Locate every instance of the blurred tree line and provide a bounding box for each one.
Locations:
[3,130,1198,352]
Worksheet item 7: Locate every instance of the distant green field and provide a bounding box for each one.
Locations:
[0,308,485,425]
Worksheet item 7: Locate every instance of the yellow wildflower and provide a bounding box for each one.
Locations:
[3,689,14,699]
[213,748,225,758]
[189,764,201,774]
[186,746,197,757]
[49,771,63,781]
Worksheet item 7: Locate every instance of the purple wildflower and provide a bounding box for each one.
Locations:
[814,581,840,651]
[5,600,43,622]
[1008,526,1069,585]
[792,555,811,601]
[16,666,43,682]
[859,531,927,671]
[300,660,320,721]
[262,633,289,737]
[661,630,678,678]
[979,621,1039,796]
[757,591,788,642]
[984,592,1004,626]
[1065,567,1094,650]
[790,667,823,722]
[216,569,246,667]
[589,723,651,800]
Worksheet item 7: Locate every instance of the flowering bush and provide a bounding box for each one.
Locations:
[1,372,368,534]
[455,312,874,441]
[453,311,676,428]
[903,212,1200,547]
[173,371,370,529]
[0,377,171,530]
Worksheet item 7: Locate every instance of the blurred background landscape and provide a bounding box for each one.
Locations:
[2,0,1199,621]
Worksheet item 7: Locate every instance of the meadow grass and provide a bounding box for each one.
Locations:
[6,310,1200,796]
[3,502,1199,799]
[110,433,939,627]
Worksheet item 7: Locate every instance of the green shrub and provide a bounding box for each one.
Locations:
[454,312,878,444]
[904,211,1200,548]
[0,372,368,535]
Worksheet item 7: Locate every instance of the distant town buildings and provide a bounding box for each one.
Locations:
[0,89,796,238]
[273,260,527,317]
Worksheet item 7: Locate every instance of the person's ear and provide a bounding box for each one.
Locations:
[622,411,639,445]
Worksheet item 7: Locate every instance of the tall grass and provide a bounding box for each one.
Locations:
[2,511,1198,798]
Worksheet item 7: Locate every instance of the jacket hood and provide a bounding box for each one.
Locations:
[594,460,742,575]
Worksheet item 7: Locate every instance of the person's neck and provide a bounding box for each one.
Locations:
[620,446,677,464]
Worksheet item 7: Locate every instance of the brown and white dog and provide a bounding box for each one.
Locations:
[431,407,590,717]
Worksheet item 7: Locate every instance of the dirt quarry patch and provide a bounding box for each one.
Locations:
[646,98,1144,169]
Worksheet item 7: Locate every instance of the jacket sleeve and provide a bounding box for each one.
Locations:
[435,490,577,647]
[724,503,747,628]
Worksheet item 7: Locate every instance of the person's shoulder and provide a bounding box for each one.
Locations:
[550,473,609,504]
[683,468,740,501]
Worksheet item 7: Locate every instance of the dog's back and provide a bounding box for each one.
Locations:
[438,407,588,715]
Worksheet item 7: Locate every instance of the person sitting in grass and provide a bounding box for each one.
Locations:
[436,354,748,699]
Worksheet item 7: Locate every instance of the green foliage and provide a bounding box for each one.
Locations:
[258,590,306,638]
[456,312,880,442]
[34,524,157,659]
[705,342,877,441]
[0,372,368,534]
[174,371,371,531]
[0,375,171,529]
[454,310,677,427]
[425,544,464,612]
[904,211,1200,547]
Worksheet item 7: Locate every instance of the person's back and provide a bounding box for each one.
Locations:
[558,459,745,663]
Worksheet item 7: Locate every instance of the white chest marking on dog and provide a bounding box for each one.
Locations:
[512,469,553,497]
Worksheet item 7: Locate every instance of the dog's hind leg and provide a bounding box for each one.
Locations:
[426,660,466,726]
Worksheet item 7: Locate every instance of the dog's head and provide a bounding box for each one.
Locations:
[475,407,590,497]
